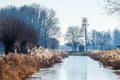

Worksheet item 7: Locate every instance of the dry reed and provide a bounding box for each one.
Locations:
[89,49,120,70]
[0,47,68,80]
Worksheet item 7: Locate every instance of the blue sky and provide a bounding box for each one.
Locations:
[0,0,120,44]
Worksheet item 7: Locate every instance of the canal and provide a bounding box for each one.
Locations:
[26,56,120,80]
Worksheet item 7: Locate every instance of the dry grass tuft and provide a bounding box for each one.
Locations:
[89,49,120,70]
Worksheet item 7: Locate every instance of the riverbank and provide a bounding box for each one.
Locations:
[26,56,119,80]
[0,47,68,80]
[89,49,120,70]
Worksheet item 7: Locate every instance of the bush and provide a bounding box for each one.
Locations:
[0,17,38,54]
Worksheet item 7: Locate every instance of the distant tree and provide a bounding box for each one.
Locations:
[91,31,102,50]
[91,30,97,50]
[0,4,60,49]
[19,5,60,48]
[91,30,112,50]
[0,5,39,29]
[81,18,89,51]
[65,42,80,51]
[47,38,59,50]
[0,17,38,54]
[66,43,73,49]
[103,30,112,49]
[103,0,120,15]
[113,28,120,48]
[99,32,107,50]
[38,8,60,48]
[65,26,83,52]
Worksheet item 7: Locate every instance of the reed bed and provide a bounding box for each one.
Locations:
[0,47,68,80]
[89,49,120,70]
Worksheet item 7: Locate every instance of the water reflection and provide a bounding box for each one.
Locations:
[26,56,120,80]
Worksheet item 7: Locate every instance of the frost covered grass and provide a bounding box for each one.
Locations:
[0,47,68,80]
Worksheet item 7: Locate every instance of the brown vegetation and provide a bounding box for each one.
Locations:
[0,47,68,80]
[89,49,120,70]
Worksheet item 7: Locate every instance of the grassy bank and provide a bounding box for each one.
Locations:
[68,51,88,56]
[0,47,68,80]
[89,49,120,70]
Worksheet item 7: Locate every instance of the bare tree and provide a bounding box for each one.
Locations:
[81,18,89,51]
[0,17,38,54]
[47,38,59,50]
[0,4,60,49]
[91,30,112,50]
[38,8,60,48]
[65,26,83,52]
[103,0,120,15]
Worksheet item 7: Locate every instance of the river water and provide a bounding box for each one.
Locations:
[26,56,120,80]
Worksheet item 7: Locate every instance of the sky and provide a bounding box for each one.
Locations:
[0,0,120,45]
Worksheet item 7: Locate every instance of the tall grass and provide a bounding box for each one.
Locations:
[0,47,68,80]
[89,49,120,70]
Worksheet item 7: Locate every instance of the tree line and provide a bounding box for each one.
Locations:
[0,4,60,54]
[65,26,120,51]
[65,0,120,52]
